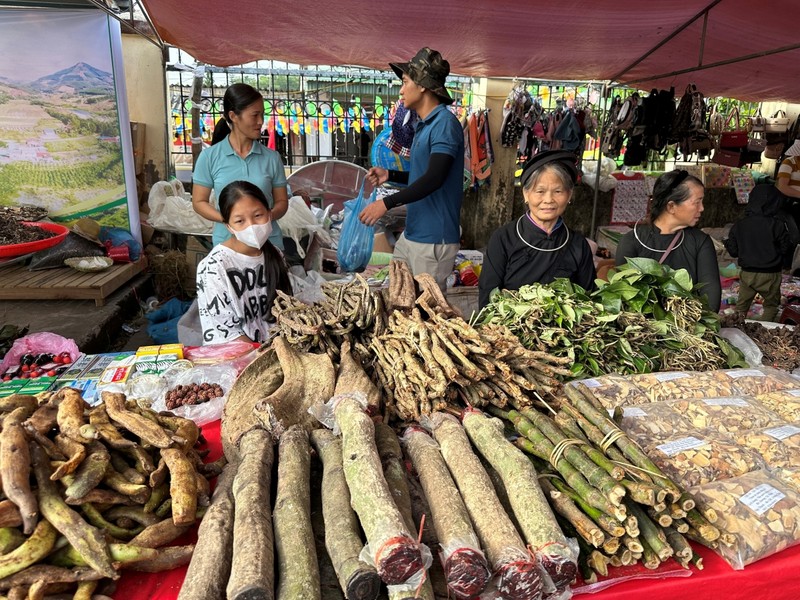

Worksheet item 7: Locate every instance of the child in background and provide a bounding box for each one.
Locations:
[724,185,793,322]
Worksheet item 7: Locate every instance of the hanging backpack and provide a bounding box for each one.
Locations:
[670,84,695,143]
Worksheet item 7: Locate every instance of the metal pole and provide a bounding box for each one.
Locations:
[590,82,610,239]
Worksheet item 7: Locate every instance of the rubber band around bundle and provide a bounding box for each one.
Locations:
[600,428,626,452]
[548,438,586,467]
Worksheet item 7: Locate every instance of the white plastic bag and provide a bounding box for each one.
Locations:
[719,328,764,368]
[147,181,214,233]
[150,364,237,426]
[277,196,332,258]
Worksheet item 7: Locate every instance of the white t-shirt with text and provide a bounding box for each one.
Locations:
[197,245,276,344]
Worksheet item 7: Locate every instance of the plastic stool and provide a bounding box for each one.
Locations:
[779,305,800,325]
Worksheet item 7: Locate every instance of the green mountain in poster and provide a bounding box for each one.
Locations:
[0,62,129,228]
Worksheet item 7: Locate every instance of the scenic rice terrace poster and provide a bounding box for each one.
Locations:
[0,8,137,231]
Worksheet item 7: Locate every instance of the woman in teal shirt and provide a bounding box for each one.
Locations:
[192,83,288,249]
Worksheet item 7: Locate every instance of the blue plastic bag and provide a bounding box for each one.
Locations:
[337,181,376,272]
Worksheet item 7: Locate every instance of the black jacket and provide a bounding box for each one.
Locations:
[616,224,721,311]
[479,216,596,308]
[725,185,792,274]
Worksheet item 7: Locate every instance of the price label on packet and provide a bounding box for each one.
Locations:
[740,484,786,517]
[764,425,800,441]
[725,369,765,379]
[581,378,601,388]
[703,397,750,407]
[653,372,689,382]
[656,436,707,457]
[622,407,648,418]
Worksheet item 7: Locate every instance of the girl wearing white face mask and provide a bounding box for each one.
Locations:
[196,180,292,344]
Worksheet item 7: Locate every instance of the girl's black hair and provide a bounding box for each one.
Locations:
[211,83,264,143]
[649,169,704,222]
[218,180,292,322]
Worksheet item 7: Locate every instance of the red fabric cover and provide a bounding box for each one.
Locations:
[113,418,800,599]
[139,0,800,102]
[112,419,222,599]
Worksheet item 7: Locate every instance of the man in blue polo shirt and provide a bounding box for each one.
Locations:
[360,47,464,291]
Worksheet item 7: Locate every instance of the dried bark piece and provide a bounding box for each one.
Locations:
[254,337,335,435]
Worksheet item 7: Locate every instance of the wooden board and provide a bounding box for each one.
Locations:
[0,259,146,306]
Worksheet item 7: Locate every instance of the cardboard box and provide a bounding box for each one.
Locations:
[185,237,210,278]
[0,380,26,398]
[373,232,393,254]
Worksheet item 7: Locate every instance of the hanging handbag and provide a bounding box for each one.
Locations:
[708,103,724,136]
[766,110,790,134]
[712,147,747,168]
[764,141,786,160]
[747,132,767,153]
[749,108,766,133]
[719,107,748,149]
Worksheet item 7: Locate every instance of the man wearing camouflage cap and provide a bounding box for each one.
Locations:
[360,47,464,291]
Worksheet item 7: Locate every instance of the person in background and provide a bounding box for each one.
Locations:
[615,170,721,311]
[724,185,793,322]
[358,47,464,291]
[196,180,291,344]
[776,139,800,199]
[192,83,288,249]
[478,151,596,308]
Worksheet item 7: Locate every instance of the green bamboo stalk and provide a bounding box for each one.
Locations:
[539,477,605,548]
[685,509,720,542]
[513,437,625,521]
[516,408,626,504]
[625,503,672,561]
[563,387,681,500]
[548,477,625,537]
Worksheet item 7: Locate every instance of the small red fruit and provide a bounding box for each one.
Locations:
[61,356,72,365]
[21,364,30,372]
[20,373,29,379]
[46,370,57,377]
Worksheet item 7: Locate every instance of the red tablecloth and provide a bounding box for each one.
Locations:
[113,419,800,600]
[113,420,222,600]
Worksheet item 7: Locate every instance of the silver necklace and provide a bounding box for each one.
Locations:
[516,215,570,252]
[633,220,685,253]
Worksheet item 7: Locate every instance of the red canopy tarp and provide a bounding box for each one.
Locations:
[140,0,800,102]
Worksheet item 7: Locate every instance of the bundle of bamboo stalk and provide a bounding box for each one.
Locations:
[485,382,723,582]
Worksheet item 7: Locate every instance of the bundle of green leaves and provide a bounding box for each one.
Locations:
[476,258,744,377]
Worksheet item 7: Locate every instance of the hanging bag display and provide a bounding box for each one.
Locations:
[766,110,790,134]
[712,147,747,168]
[719,107,748,149]
[748,108,766,133]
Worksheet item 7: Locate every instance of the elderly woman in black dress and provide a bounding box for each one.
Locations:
[615,170,720,311]
[479,151,596,308]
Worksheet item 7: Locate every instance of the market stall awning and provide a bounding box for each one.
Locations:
[139,0,800,102]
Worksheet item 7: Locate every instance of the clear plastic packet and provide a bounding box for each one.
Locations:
[642,429,765,488]
[771,467,800,494]
[734,425,800,469]
[617,402,693,444]
[150,364,237,426]
[628,370,737,403]
[308,391,369,435]
[712,366,800,396]
[534,538,579,594]
[669,396,784,436]
[379,542,433,597]
[571,374,648,409]
[689,470,800,569]
[754,389,800,422]
[183,340,258,374]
